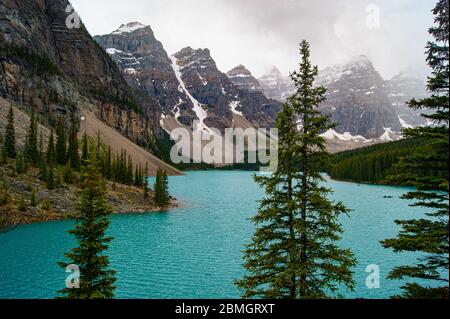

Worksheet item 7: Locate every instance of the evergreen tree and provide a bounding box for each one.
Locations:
[46,167,55,190]
[3,105,16,158]
[46,129,56,166]
[236,41,356,299]
[38,130,44,165]
[15,151,27,175]
[58,154,117,299]
[154,169,170,207]
[67,116,80,171]
[56,117,67,166]
[143,162,149,199]
[81,132,89,167]
[30,189,37,207]
[25,109,39,166]
[381,0,449,299]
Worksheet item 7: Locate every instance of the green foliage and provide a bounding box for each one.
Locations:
[30,189,37,207]
[56,117,67,166]
[90,88,142,114]
[154,169,169,207]
[380,0,449,299]
[67,116,80,171]
[151,130,214,171]
[41,197,52,211]
[17,195,27,212]
[46,129,56,166]
[143,163,149,199]
[15,151,27,175]
[0,178,9,206]
[24,109,40,166]
[62,164,74,184]
[46,167,57,190]
[3,105,16,159]
[81,133,89,166]
[328,138,433,184]
[58,155,117,299]
[236,41,356,299]
[0,44,61,77]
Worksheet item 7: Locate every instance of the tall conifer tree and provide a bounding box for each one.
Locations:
[4,105,16,159]
[237,41,356,298]
[25,109,39,166]
[46,129,56,166]
[381,0,449,299]
[67,116,80,171]
[59,154,117,299]
[56,117,67,166]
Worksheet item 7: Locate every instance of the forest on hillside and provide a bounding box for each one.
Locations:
[327,138,434,184]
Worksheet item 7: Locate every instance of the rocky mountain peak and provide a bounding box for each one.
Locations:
[227,65,262,92]
[267,66,283,77]
[258,66,293,100]
[227,65,252,77]
[112,22,149,35]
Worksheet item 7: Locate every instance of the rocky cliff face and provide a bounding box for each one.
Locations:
[316,55,402,138]
[386,71,429,128]
[0,1,157,146]
[171,47,282,130]
[227,65,262,92]
[258,56,427,139]
[258,66,294,101]
[96,25,282,132]
[94,23,191,122]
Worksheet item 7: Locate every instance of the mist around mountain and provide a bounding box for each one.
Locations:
[257,55,428,140]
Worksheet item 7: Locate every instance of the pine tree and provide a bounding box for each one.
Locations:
[3,105,16,159]
[46,129,56,166]
[236,41,356,299]
[154,169,170,207]
[46,166,55,190]
[143,162,149,199]
[67,116,80,171]
[58,154,117,299]
[25,109,39,166]
[30,189,37,207]
[38,130,44,165]
[56,117,67,166]
[15,151,27,175]
[81,132,89,167]
[381,0,449,299]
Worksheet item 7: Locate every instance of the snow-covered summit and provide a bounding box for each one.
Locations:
[112,22,147,35]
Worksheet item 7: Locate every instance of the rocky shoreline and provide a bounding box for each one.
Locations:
[0,171,178,232]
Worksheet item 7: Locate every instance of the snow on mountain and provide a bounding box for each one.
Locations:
[170,55,211,133]
[320,129,369,142]
[227,65,262,92]
[112,22,147,35]
[229,101,243,116]
[258,66,294,101]
[386,71,429,127]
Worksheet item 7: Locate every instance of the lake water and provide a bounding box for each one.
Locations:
[0,171,437,299]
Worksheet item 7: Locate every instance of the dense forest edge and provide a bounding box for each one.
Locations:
[327,137,440,185]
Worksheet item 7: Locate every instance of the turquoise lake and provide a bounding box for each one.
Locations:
[0,171,437,299]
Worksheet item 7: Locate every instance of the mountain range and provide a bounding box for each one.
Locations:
[256,56,428,141]
[0,0,429,169]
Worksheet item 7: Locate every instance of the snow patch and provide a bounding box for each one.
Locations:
[321,129,368,142]
[124,68,137,75]
[170,55,211,133]
[380,128,394,141]
[398,116,413,128]
[106,48,123,55]
[229,101,243,116]
[112,22,146,35]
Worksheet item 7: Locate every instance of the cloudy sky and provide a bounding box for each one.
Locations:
[71,0,435,79]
